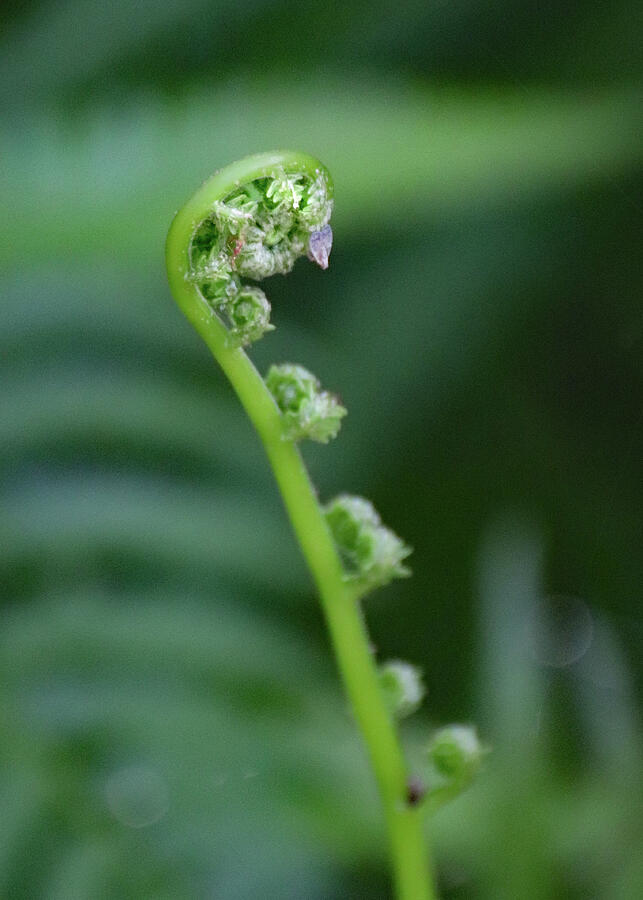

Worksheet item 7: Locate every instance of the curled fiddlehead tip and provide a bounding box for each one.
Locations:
[266,363,346,443]
[169,152,334,347]
[324,494,412,594]
[425,725,485,807]
[379,659,425,719]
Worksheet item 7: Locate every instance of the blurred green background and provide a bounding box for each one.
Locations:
[1,1,642,897]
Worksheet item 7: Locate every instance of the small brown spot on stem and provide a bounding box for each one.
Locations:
[406,774,426,807]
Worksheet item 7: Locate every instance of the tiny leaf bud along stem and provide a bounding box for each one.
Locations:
[166,151,479,899]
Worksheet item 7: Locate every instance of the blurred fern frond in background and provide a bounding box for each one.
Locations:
[1,1,641,897]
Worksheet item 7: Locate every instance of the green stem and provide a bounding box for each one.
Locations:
[166,152,435,900]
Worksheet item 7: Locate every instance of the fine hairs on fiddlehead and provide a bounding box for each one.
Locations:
[165,151,483,900]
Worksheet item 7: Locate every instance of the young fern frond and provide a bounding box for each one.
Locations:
[166,151,480,899]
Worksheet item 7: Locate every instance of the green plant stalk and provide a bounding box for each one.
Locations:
[166,152,434,900]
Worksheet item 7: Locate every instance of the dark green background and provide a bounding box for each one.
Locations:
[1,1,641,897]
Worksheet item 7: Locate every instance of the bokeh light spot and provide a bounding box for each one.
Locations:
[105,765,169,829]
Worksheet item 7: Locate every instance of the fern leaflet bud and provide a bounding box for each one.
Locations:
[379,660,425,718]
[425,725,484,805]
[226,286,274,347]
[266,363,346,443]
[324,495,411,593]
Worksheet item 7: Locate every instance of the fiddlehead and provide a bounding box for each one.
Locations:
[166,152,480,900]
[168,151,333,348]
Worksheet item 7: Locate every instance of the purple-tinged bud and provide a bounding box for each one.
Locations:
[307,225,333,270]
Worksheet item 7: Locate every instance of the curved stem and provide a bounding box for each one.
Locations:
[166,154,435,900]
